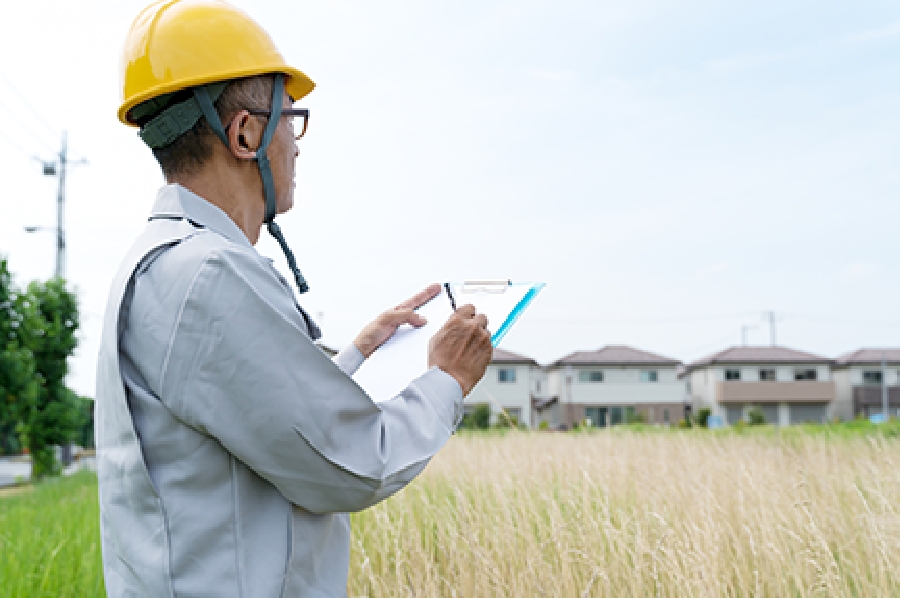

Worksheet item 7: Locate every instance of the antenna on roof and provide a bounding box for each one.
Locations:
[761,311,783,346]
[741,324,758,347]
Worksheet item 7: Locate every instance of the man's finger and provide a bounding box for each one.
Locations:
[395,283,442,311]
[381,308,427,328]
[452,304,477,319]
[473,314,489,329]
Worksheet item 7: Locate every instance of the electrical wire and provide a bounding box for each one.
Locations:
[0,97,55,154]
[0,126,36,158]
[782,314,900,327]
[527,311,759,325]
[0,71,59,144]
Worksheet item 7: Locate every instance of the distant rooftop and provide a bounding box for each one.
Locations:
[492,348,538,366]
[554,345,681,367]
[684,346,831,374]
[834,348,900,366]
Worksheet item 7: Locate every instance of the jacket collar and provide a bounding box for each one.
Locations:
[149,184,254,249]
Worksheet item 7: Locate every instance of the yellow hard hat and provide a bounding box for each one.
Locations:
[118,0,315,125]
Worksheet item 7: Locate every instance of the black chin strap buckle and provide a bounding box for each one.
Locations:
[267,221,310,294]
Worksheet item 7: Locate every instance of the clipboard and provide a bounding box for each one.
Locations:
[352,280,544,403]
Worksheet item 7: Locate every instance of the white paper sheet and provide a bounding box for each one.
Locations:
[352,283,539,403]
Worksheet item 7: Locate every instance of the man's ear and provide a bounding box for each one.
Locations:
[226,110,263,161]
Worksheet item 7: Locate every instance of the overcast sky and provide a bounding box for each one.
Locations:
[1,0,900,397]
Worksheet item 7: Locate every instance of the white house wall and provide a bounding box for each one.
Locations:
[573,369,684,404]
[831,369,854,421]
[465,363,534,427]
[832,365,900,421]
[550,366,686,405]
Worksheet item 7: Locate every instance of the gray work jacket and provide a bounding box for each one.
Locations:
[95,184,463,597]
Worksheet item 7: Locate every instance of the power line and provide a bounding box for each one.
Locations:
[0,95,56,154]
[528,311,759,325]
[0,71,59,140]
[782,313,900,327]
[0,126,36,158]
[0,87,56,154]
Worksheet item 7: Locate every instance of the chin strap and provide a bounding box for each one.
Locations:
[193,74,310,294]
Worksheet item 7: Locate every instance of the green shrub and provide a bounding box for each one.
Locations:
[746,406,766,426]
[492,411,520,429]
[538,421,549,431]
[459,404,490,430]
[694,408,711,428]
[626,411,646,424]
[677,418,692,429]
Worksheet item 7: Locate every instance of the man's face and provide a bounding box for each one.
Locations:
[267,90,300,215]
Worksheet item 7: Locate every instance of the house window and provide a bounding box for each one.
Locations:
[578,371,604,383]
[663,408,670,424]
[725,369,741,381]
[497,368,516,383]
[640,370,658,383]
[759,369,776,381]
[535,381,542,393]
[863,371,883,384]
[584,406,608,428]
[794,369,817,381]
[611,406,623,425]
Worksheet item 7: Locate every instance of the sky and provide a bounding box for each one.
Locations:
[1,0,900,397]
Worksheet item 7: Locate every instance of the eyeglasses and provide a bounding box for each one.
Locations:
[247,108,310,138]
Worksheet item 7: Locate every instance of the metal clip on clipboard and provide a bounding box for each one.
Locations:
[459,279,512,294]
[445,280,511,312]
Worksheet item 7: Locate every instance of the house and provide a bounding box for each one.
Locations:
[465,348,542,428]
[540,345,687,429]
[683,346,834,426]
[832,349,900,420]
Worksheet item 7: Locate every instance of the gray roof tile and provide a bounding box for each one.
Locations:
[834,348,900,366]
[554,345,681,367]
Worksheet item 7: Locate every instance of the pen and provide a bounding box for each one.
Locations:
[444,282,457,311]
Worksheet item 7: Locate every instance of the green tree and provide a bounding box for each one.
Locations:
[16,278,82,478]
[0,258,38,456]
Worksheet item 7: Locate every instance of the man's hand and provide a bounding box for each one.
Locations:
[353,284,443,358]
[428,304,493,395]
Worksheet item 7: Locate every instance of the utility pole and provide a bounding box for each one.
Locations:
[54,131,67,279]
[882,352,888,422]
[25,130,85,280]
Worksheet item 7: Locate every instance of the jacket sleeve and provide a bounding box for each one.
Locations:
[156,248,463,514]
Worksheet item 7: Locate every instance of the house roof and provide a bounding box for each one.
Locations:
[553,345,681,367]
[834,348,900,367]
[683,346,831,375]
[492,348,538,366]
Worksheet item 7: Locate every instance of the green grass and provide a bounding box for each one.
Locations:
[0,472,104,598]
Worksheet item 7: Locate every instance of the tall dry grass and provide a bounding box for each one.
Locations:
[349,432,900,597]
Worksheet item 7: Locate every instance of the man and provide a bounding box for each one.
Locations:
[95,1,493,596]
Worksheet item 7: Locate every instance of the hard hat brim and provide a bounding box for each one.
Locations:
[118,66,315,126]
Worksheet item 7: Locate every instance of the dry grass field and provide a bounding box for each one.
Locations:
[350,431,900,597]
[2,429,898,597]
